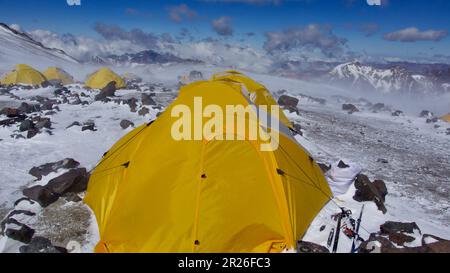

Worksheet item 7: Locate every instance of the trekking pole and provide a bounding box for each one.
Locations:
[351,204,365,253]
[332,209,344,253]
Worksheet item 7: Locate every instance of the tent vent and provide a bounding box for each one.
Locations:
[276,168,285,176]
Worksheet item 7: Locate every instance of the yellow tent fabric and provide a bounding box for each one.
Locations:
[441,113,450,122]
[85,67,126,89]
[43,67,74,85]
[84,73,332,253]
[0,64,47,86]
[211,70,294,130]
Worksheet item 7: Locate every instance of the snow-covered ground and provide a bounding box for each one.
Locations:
[0,64,449,253]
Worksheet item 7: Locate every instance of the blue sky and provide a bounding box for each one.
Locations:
[1,0,450,62]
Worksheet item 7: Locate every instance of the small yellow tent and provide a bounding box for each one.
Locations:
[43,67,74,85]
[84,71,332,253]
[85,67,126,89]
[211,70,294,130]
[0,64,47,86]
[441,113,450,122]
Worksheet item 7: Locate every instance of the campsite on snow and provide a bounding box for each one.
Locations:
[1,1,450,254]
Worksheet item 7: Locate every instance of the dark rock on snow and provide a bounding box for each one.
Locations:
[342,104,359,114]
[138,107,150,116]
[95,81,116,101]
[353,174,388,214]
[380,221,421,235]
[278,95,299,108]
[23,185,59,207]
[29,158,80,180]
[66,121,81,129]
[19,119,34,132]
[337,160,350,168]
[81,122,97,132]
[420,110,434,118]
[142,93,156,106]
[2,218,35,244]
[26,128,40,139]
[120,119,134,129]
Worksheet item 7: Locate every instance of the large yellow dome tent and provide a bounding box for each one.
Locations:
[440,113,450,123]
[0,64,47,86]
[84,71,332,253]
[43,67,75,85]
[85,67,126,89]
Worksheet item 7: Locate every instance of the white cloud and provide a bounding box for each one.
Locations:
[383,27,448,42]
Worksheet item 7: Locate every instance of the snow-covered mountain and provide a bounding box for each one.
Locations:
[0,23,79,71]
[89,50,202,66]
[329,62,445,95]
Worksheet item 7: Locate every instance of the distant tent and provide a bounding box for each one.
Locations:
[211,70,294,130]
[85,67,126,89]
[85,71,332,253]
[0,64,47,86]
[43,67,74,85]
[441,113,450,123]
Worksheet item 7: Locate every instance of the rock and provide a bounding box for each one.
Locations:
[1,116,26,127]
[1,210,36,234]
[426,117,439,123]
[342,104,359,114]
[63,192,82,203]
[66,121,81,129]
[391,110,403,117]
[278,95,299,108]
[359,233,396,253]
[19,119,35,132]
[41,100,55,111]
[54,87,69,96]
[377,158,389,164]
[35,118,51,130]
[19,236,67,253]
[27,128,40,139]
[81,122,97,132]
[18,102,40,114]
[70,95,82,105]
[297,241,329,253]
[1,107,22,117]
[23,185,59,207]
[353,174,387,213]
[420,110,434,118]
[388,232,416,246]
[95,81,116,101]
[10,133,26,139]
[29,158,80,180]
[45,168,89,195]
[371,103,386,113]
[3,218,35,244]
[291,122,303,136]
[318,163,331,174]
[138,107,150,116]
[373,180,388,201]
[124,98,138,112]
[142,93,156,106]
[337,160,350,168]
[45,111,57,116]
[380,221,421,235]
[120,119,134,129]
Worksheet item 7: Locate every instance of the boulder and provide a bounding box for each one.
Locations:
[29,158,80,180]
[19,119,35,132]
[426,117,439,123]
[63,192,82,203]
[359,233,396,253]
[342,104,359,114]
[120,119,135,129]
[278,95,299,107]
[35,118,51,130]
[420,110,434,118]
[95,81,117,101]
[27,128,40,139]
[1,107,22,118]
[391,110,403,117]
[380,221,421,235]
[23,185,59,207]
[125,98,138,112]
[4,218,35,244]
[81,122,97,132]
[353,174,387,213]
[45,168,89,195]
[297,241,329,253]
[66,121,81,129]
[19,236,67,253]
[18,102,40,114]
[388,232,415,246]
[337,160,350,168]
[142,93,156,106]
[138,107,150,116]
[318,163,331,174]
[371,103,386,113]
